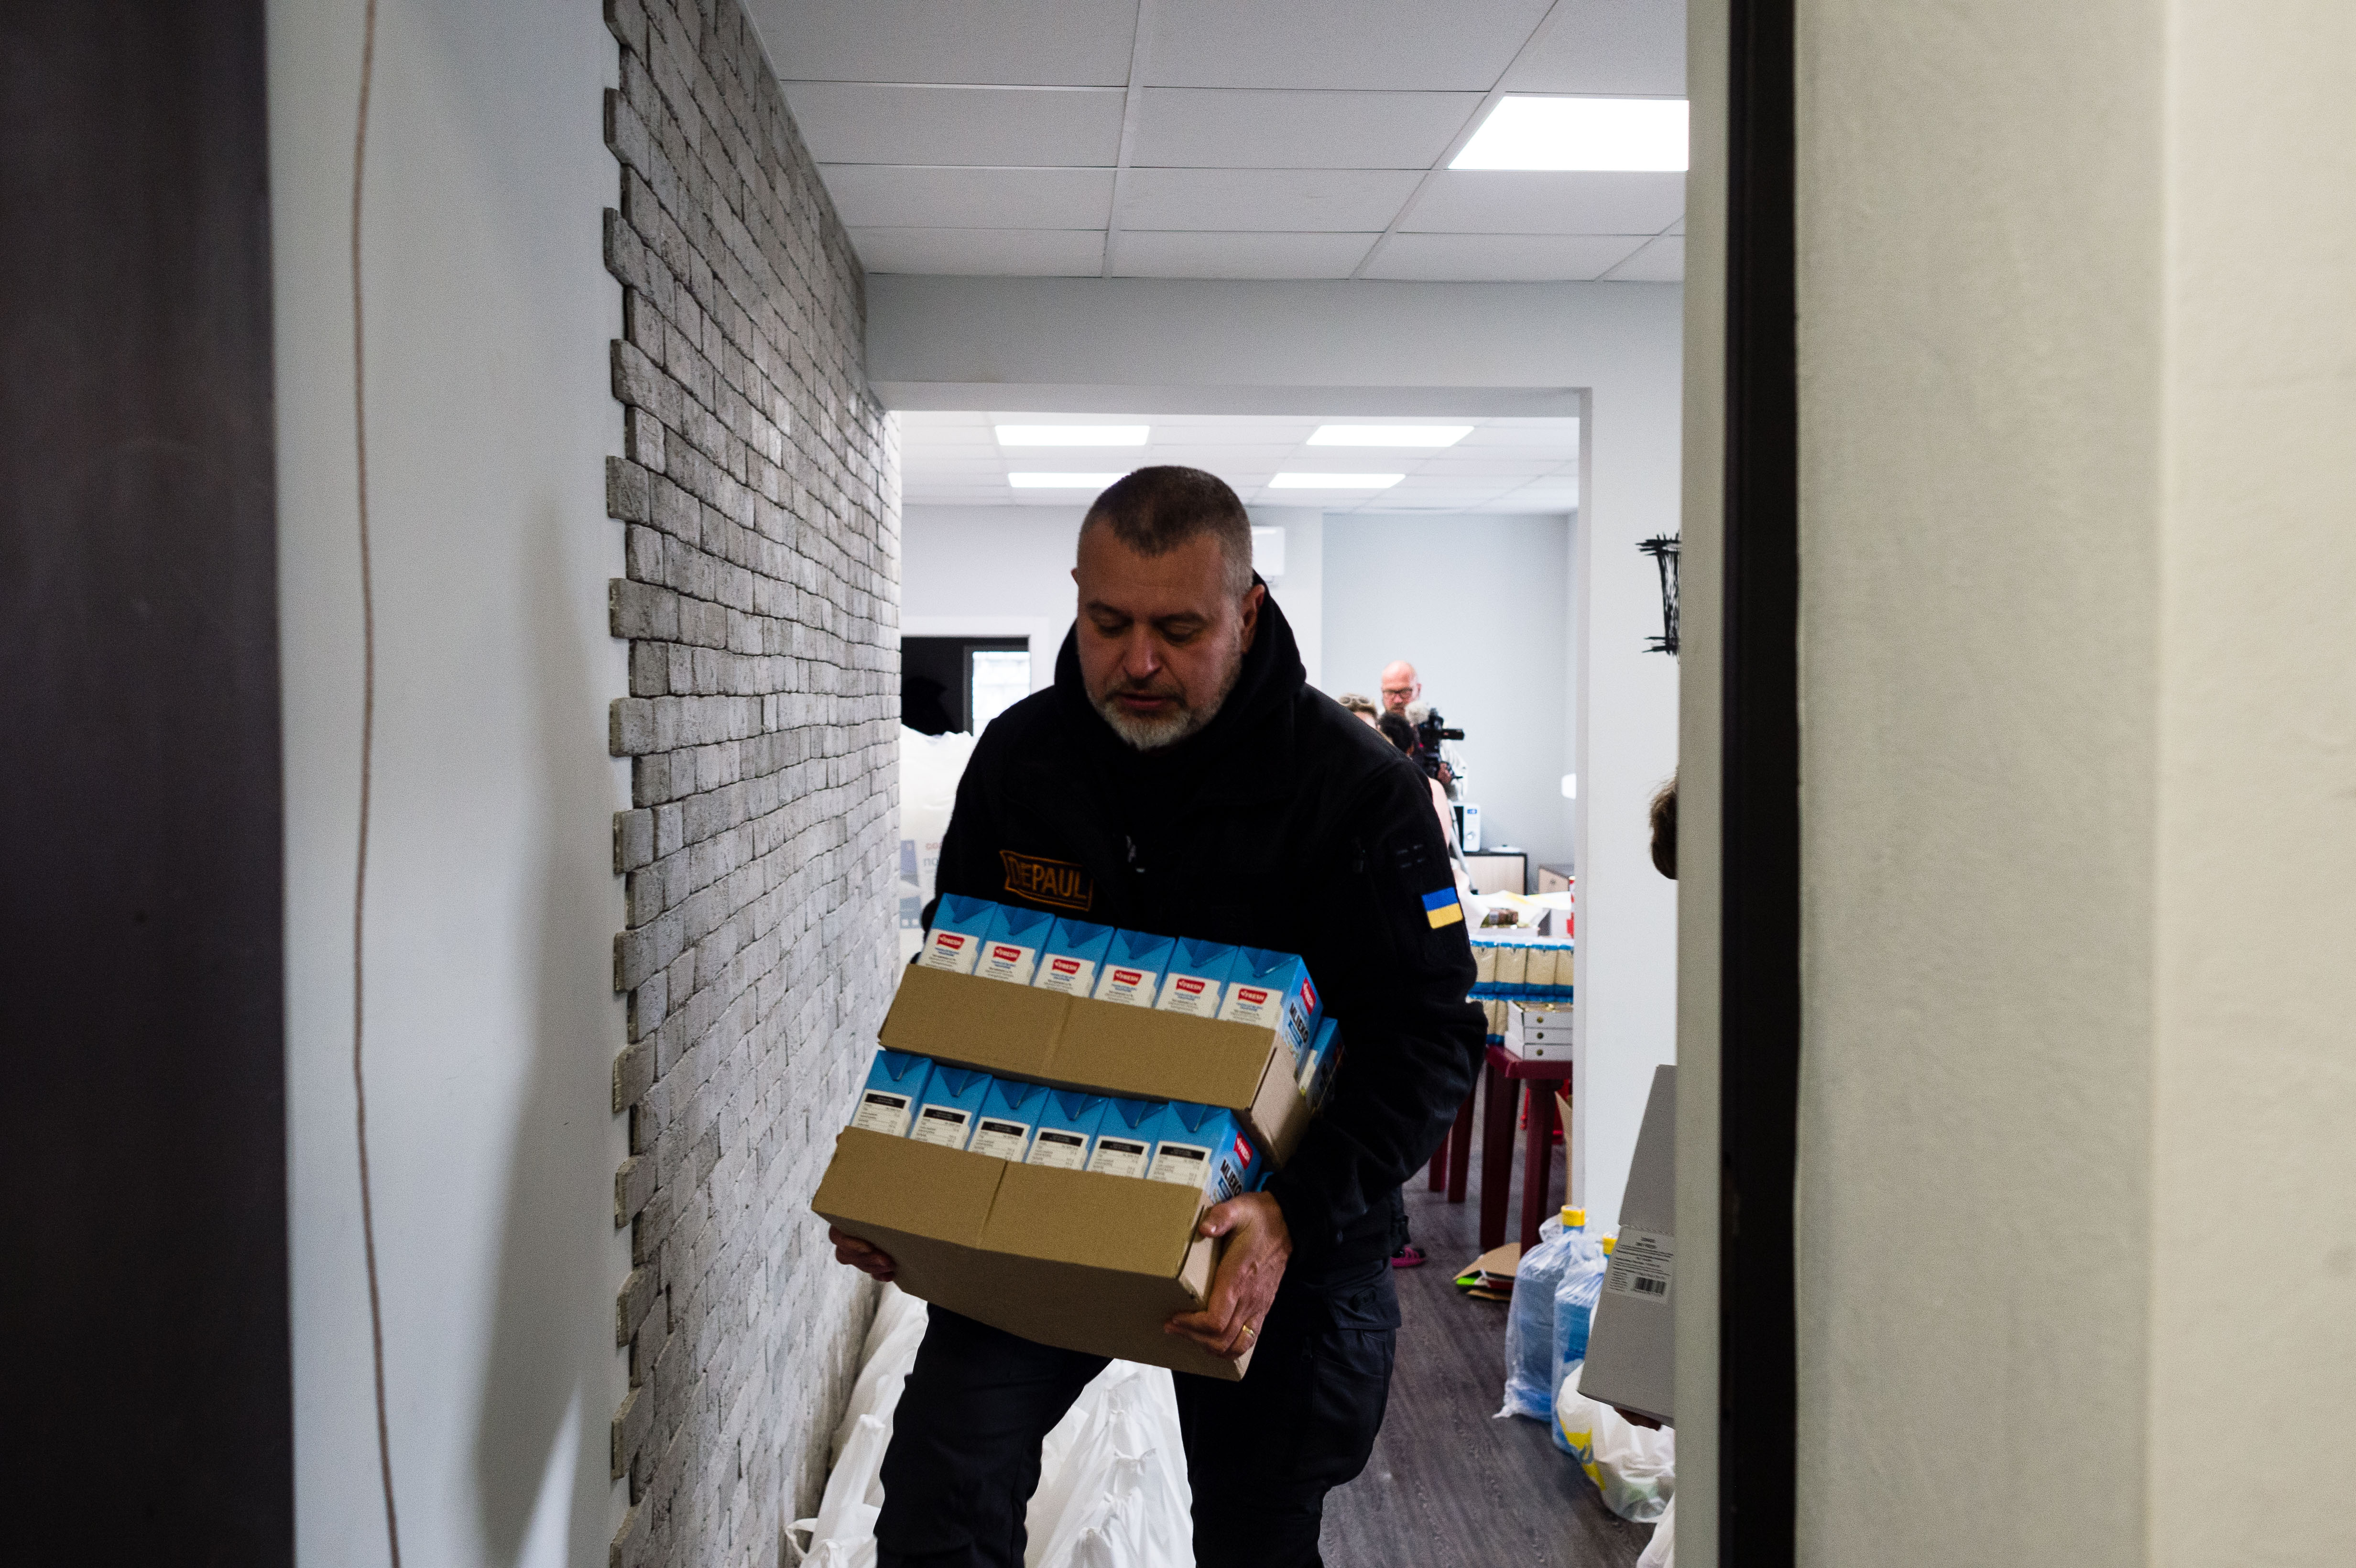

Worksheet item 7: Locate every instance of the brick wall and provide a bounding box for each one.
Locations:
[597,0,900,1561]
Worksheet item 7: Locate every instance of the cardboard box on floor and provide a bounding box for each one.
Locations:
[810,964,1323,1381]
[1579,1064,1675,1423]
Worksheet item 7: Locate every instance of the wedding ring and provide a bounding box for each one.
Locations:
[1241,1325,1257,1342]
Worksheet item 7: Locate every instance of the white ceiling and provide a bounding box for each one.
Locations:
[744,0,1687,282]
[901,412,1581,513]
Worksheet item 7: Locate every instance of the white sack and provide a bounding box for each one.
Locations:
[830,1283,929,1467]
[1637,1494,1675,1568]
[1553,1361,1676,1524]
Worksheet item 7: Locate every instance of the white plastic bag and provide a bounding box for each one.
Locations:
[792,1412,888,1566]
[1637,1494,1675,1568]
[830,1283,928,1467]
[1552,1361,1675,1524]
[897,726,978,958]
[1025,1364,1191,1568]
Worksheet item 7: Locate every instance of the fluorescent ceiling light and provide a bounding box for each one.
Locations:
[995,425,1149,447]
[1269,473,1404,490]
[1007,472,1124,489]
[1307,425,1473,448]
[1451,96,1689,172]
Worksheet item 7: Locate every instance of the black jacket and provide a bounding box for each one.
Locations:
[928,587,1486,1271]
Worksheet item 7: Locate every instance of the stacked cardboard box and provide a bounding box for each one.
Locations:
[813,898,1340,1379]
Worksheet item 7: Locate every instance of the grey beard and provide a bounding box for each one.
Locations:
[1095,654,1243,751]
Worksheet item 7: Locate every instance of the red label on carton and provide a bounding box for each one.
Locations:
[1236,986,1268,1005]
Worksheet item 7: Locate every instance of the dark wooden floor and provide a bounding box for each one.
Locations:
[1319,1109,1653,1567]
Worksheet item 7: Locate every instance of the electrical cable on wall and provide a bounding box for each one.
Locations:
[349,0,402,1563]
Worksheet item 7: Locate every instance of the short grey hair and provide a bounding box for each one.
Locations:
[1079,466,1254,596]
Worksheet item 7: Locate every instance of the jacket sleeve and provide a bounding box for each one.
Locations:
[1262,761,1488,1257]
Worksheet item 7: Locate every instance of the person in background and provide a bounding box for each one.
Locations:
[1336,692,1380,726]
[1379,659,1466,795]
[1649,773,1677,880]
[1377,712,1472,904]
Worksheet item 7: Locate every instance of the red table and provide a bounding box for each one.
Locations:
[1426,1042,1574,1254]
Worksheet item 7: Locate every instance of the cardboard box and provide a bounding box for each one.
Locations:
[875,963,1317,1165]
[969,1076,1049,1161]
[850,1049,931,1137]
[1154,937,1239,1017]
[1033,918,1114,996]
[811,1127,1253,1380]
[1580,1064,1675,1423]
[1024,1088,1108,1170]
[1091,930,1177,1008]
[909,1065,993,1150]
[916,893,996,975]
[973,904,1056,986]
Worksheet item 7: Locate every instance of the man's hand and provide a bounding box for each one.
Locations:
[1164,1192,1291,1360]
[829,1226,897,1283]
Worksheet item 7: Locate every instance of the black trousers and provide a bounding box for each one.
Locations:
[874,1261,1398,1568]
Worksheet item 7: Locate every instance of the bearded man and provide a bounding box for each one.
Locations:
[830,466,1484,1568]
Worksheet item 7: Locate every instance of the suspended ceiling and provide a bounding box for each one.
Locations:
[744,0,1687,282]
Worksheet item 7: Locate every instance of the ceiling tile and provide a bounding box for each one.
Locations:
[1133,88,1481,169]
[1145,0,1554,90]
[1498,0,1688,94]
[1118,168,1422,232]
[820,165,1117,229]
[782,83,1124,166]
[1360,232,1648,281]
[1112,230,1376,279]
[850,226,1107,275]
[1403,171,1684,236]
[746,0,1141,86]
[1604,234,1685,282]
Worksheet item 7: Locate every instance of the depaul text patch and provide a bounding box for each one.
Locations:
[999,849,1094,912]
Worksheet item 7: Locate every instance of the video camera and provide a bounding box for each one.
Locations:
[1413,708,1464,782]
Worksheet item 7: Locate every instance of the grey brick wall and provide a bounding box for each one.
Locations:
[598,0,900,1562]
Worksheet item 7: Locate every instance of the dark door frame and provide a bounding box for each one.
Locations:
[1,1,293,1558]
[1719,0,1801,1561]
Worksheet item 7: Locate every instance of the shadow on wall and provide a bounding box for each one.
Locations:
[470,506,625,1562]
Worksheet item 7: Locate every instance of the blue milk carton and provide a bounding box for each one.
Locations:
[1084,1097,1167,1178]
[973,903,1056,985]
[1154,937,1241,1017]
[908,1065,993,1150]
[1031,917,1115,996]
[1144,1102,1266,1203]
[1296,1017,1343,1110]
[1024,1089,1110,1171]
[1090,930,1177,1009]
[917,894,998,975]
[968,1076,1049,1161]
[849,1049,932,1138]
[1216,948,1319,1058]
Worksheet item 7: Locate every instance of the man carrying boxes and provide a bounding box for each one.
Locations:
[825,467,1484,1568]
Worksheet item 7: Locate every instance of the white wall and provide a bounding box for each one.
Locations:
[271,3,629,1564]
[1322,513,1576,873]
[871,276,1680,1227]
[1778,2,2356,1566]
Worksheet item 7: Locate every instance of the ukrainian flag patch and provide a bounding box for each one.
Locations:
[1422,886,1464,929]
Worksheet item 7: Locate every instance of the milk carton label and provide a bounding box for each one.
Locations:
[974,939,1040,985]
[917,927,981,974]
[910,1103,975,1148]
[1091,932,1177,1007]
[851,1089,914,1138]
[1026,1127,1091,1169]
[1156,971,1222,1015]
[1094,964,1159,1006]
[1086,1134,1150,1178]
[968,1116,1032,1160]
[1147,1140,1212,1187]
[917,895,998,975]
[1035,952,1097,993]
[1033,918,1114,995]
